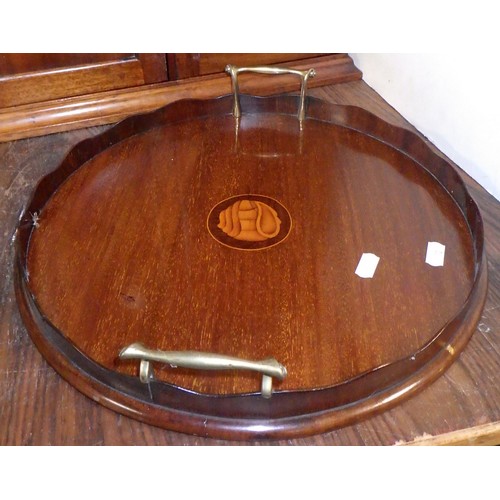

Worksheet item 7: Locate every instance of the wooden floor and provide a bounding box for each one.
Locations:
[1,80,500,445]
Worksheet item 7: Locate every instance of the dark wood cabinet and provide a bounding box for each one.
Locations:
[0,53,362,142]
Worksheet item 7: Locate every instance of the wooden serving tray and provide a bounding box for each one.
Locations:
[15,92,487,440]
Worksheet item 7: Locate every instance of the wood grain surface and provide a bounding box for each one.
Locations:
[1,80,499,445]
[24,109,477,391]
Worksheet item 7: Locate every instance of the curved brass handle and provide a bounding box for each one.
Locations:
[225,64,316,121]
[119,342,287,399]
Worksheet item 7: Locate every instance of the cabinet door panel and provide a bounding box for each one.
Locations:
[0,54,167,107]
[167,53,327,80]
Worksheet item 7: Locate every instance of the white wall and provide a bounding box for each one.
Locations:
[351,54,500,201]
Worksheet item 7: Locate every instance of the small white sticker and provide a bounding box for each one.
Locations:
[425,242,446,267]
[355,253,380,279]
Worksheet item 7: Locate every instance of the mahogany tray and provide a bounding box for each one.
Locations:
[15,69,487,440]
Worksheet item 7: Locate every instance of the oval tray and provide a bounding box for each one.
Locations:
[15,94,488,440]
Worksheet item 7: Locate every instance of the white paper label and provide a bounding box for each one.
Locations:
[355,253,380,278]
[425,241,446,267]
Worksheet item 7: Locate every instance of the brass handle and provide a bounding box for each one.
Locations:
[225,64,316,122]
[119,342,287,399]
